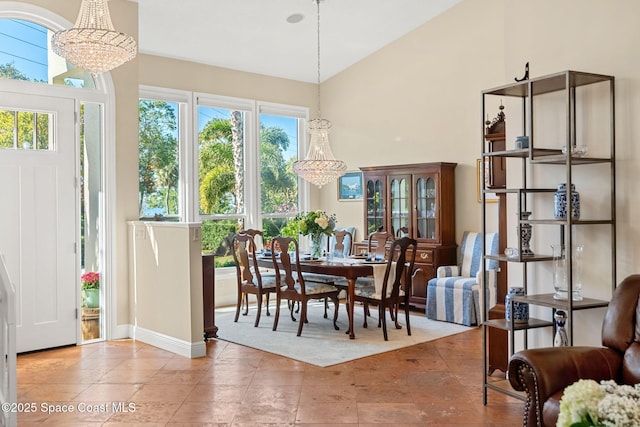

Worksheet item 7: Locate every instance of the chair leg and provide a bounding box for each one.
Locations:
[265,292,271,316]
[297,302,307,336]
[394,304,402,330]
[380,305,388,341]
[272,296,281,331]
[290,301,297,322]
[254,293,262,327]
[234,292,243,322]
[405,304,411,336]
[331,295,339,330]
[362,302,369,328]
[243,292,250,315]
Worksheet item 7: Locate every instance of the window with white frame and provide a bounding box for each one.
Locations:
[138,96,182,220]
[139,88,306,267]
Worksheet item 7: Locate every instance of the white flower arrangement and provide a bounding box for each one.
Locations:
[557,379,640,427]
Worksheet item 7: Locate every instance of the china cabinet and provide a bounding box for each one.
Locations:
[356,162,457,309]
[480,70,617,403]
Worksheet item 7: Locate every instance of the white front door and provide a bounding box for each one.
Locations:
[0,92,77,353]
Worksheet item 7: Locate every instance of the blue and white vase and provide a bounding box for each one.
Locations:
[505,287,529,324]
[519,211,534,256]
[554,183,580,220]
[554,310,569,347]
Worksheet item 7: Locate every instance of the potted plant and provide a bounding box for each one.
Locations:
[81,272,100,308]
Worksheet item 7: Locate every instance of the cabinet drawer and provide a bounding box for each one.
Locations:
[415,249,433,264]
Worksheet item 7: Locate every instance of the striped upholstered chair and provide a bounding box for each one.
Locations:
[426,231,499,326]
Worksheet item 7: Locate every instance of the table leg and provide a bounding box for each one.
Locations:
[347,278,355,339]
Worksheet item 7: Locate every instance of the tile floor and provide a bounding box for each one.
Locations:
[16,319,524,426]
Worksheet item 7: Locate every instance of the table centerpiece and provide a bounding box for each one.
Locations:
[289,210,337,259]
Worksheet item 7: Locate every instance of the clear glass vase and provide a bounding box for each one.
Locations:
[552,244,584,301]
[309,233,324,260]
[572,245,584,301]
[552,244,567,300]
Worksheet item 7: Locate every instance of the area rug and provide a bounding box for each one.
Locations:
[214,302,472,367]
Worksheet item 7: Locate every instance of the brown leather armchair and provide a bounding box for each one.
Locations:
[507,274,640,427]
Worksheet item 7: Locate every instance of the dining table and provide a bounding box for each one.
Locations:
[254,255,381,339]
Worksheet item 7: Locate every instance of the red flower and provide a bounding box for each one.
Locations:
[81,272,100,289]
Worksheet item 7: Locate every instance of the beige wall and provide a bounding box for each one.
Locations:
[139,54,317,108]
[319,0,506,238]
[108,0,140,332]
[128,222,204,353]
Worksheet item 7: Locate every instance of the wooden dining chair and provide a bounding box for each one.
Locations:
[367,230,393,260]
[395,226,409,238]
[353,236,417,340]
[239,228,265,251]
[305,229,353,289]
[302,228,354,317]
[270,236,340,336]
[231,230,277,327]
[327,229,354,258]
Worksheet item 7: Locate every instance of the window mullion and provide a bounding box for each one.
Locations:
[244,103,260,230]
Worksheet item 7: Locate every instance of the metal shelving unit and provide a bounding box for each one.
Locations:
[480,70,616,404]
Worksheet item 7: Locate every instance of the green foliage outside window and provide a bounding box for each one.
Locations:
[139,99,299,267]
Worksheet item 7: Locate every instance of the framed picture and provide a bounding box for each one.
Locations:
[338,171,363,201]
[477,158,498,203]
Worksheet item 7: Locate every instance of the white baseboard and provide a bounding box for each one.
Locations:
[109,323,131,340]
[131,326,206,358]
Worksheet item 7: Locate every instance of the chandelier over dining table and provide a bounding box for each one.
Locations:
[293,0,347,188]
[51,0,137,75]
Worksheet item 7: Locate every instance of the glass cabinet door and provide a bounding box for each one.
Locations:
[390,177,409,237]
[366,178,384,234]
[416,176,436,240]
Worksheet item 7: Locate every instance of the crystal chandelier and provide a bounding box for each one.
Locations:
[293,0,347,188]
[51,0,137,74]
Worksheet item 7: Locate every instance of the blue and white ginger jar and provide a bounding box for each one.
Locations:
[505,287,529,323]
[554,183,580,220]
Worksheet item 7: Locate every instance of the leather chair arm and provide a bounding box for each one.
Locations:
[508,346,622,427]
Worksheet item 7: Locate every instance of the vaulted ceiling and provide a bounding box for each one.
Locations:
[136,0,462,83]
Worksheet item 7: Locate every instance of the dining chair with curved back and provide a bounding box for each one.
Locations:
[299,229,353,318]
[270,236,340,337]
[231,230,276,327]
[353,236,417,341]
[305,228,354,286]
[367,230,393,260]
[328,229,354,258]
[395,227,409,238]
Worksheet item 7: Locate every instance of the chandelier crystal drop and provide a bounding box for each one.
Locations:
[293,0,347,188]
[51,0,137,74]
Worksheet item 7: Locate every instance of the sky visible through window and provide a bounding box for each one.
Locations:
[198,107,299,161]
[0,19,48,81]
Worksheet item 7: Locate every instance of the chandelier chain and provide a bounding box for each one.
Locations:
[315,0,322,118]
[292,0,347,188]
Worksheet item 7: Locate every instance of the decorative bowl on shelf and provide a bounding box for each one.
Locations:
[561,145,588,157]
[504,247,519,259]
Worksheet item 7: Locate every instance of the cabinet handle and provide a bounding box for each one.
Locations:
[420,253,429,259]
